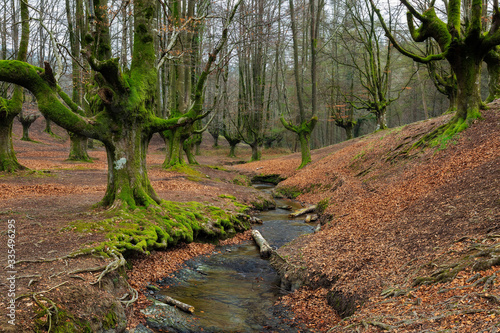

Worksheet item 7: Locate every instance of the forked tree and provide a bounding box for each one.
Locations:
[0,0,28,172]
[0,0,239,209]
[370,0,500,143]
[280,0,323,169]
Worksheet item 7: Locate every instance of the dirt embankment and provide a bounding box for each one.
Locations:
[235,108,500,332]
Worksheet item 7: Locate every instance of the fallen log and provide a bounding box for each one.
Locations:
[289,205,317,218]
[305,214,319,222]
[252,230,273,258]
[156,294,195,313]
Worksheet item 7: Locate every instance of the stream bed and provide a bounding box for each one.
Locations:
[141,183,316,333]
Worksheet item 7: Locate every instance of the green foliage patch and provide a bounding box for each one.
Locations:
[275,186,302,199]
[65,200,251,257]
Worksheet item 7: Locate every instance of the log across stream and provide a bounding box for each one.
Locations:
[142,182,316,333]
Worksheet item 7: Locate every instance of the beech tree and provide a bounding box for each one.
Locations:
[370,0,500,142]
[161,0,206,167]
[65,0,91,161]
[0,0,239,209]
[333,0,410,131]
[0,0,28,171]
[425,40,458,112]
[280,0,323,169]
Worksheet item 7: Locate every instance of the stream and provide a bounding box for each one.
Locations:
[140,183,316,333]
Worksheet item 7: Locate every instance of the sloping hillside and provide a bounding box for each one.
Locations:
[235,107,499,332]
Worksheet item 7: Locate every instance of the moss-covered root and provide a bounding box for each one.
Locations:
[77,201,252,257]
[32,289,127,332]
[412,238,500,287]
[413,109,482,150]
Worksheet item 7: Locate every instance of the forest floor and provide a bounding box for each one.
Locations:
[0,104,498,332]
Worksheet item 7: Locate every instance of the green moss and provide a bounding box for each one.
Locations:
[168,164,204,181]
[102,306,117,330]
[275,186,302,199]
[34,299,93,333]
[252,174,286,185]
[351,150,366,162]
[232,174,251,186]
[317,198,329,214]
[65,200,251,256]
[207,165,228,171]
[416,109,482,150]
[250,197,276,211]
[219,194,236,200]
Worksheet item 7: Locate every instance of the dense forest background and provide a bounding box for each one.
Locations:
[3,0,489,159]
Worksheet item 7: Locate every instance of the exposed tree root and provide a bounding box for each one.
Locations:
[338,236,500,332]
[33,294,60,333]
[90,251,126,287]
[15,281,70,301]
[11,251,87,267]
[334,308,500,332]
[412,237,500,286]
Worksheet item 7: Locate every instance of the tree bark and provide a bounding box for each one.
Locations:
[0,0,28,171]
[450,52,483,122]
[68,133,91,162]
[484,48,500,103]
[0,116,24,171]
[156,294,195,313]
[250,142,261,162]
[252,230,272,258]
[101,129,161,209]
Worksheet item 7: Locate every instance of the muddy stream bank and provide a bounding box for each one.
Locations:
[138,183,316,333]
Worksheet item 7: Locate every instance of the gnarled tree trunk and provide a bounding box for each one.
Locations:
[68,133,91,161]
[0,116,24,171]
[101,127,160,209]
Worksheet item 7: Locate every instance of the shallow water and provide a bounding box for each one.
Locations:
[153,183,315,332]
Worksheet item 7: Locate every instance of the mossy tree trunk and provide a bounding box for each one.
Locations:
[280,0,321,169]
[66,0,90,162]
[335,121,354,140]
[228,142,238,157]
[164,129,184,167]
[21,122,30,141]
[280,116,317,169]
[161,0,196,168]
[223,127,241,158]
[250,140,262,162]
[0,116,24,171]
[43,117,57,137]
[101,127,160,209]
[484,47,500,103]
[449,50,483,122]
[0,0,28,172]
[375,109,387,130]
[19,112,39,141]
[68,132,91,161]
[0,0,193,209]
[183,137,198,165]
